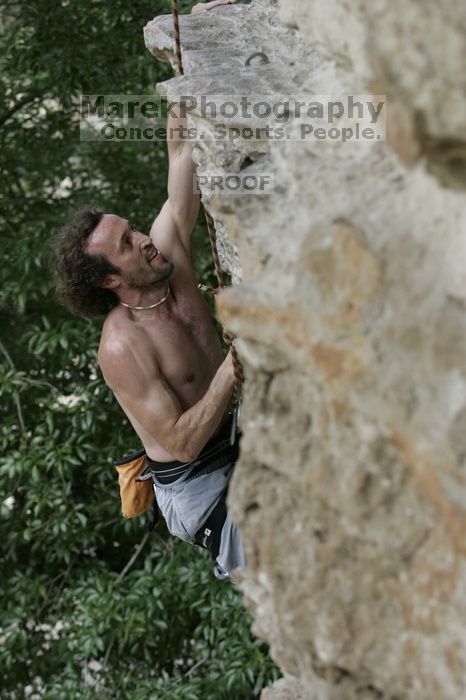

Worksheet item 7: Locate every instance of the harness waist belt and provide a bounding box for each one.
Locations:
[146,413,239,484]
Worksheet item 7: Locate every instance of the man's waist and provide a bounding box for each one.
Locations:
[146,411,239,484]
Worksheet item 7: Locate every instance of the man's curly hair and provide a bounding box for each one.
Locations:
[53,205,120,318]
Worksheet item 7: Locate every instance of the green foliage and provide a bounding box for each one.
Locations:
[0,0,279,697]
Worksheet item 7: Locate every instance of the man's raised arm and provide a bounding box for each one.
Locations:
[150,1,239,255]
[149,100,199,257]
[166,101,200,243]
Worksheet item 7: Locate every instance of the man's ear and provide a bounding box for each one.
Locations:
[100,274,120,290]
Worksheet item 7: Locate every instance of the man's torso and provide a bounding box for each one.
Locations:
[98,256,226,461]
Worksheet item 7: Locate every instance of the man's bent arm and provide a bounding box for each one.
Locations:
[173,358,235,460]
[100,346,234,462]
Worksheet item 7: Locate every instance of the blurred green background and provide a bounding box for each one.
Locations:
[0,1,279,697]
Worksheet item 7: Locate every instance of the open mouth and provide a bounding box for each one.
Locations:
[147,248,159,263]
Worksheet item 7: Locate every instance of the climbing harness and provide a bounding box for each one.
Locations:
[114,409,241,560]
[170,0,245,409]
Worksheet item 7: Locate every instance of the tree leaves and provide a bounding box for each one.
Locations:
[0,0,279,696]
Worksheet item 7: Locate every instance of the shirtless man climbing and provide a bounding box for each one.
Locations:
[54,0,244,580]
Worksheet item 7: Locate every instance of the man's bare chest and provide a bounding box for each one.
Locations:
[142,292,223,397]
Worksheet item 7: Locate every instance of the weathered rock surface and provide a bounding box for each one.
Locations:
[145,1,466,698]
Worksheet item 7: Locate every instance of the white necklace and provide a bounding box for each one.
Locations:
[119,285,171,311]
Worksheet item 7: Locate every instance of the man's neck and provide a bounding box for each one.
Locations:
[118,282,171,315]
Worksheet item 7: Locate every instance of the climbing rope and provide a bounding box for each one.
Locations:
[203,209,225,291]
[170,0,184,77]
[170,0,245,401]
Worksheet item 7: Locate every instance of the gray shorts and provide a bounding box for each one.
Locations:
[154,448,246,580]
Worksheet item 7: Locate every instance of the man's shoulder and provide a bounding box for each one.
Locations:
[101,304,132,332]
[98,308,145,371]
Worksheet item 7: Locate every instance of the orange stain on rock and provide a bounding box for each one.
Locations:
[303,223,381,328]
[392,431,466,557]
[218,289,362,383]
[391,431,466,631]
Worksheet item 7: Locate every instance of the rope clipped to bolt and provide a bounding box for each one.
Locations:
[170,0,245,401]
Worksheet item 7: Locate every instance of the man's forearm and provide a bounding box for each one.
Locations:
[167,101,189,158]
[166,101,199,228]
[172,356,235,461]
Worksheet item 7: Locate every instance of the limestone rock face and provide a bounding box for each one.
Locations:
[145,2,466,699]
